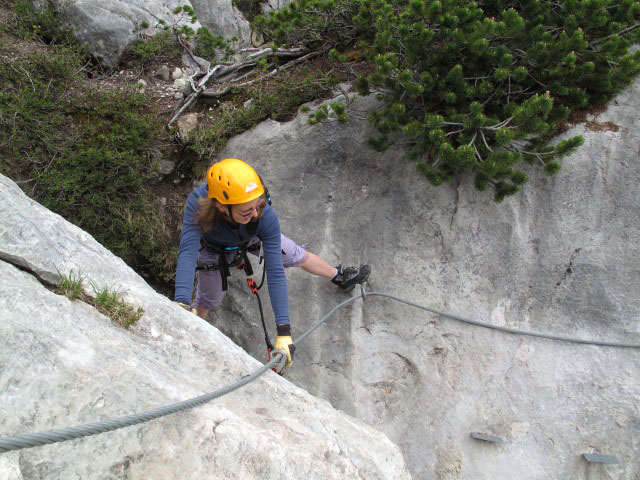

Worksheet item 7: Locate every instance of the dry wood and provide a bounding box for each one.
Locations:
[200,49,326,98]
[168,42,316,127]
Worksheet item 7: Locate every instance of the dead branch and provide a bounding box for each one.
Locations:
[168,45,319,127]
[200,49,326,98]
[178,36,210,73]
[168,64,223,127]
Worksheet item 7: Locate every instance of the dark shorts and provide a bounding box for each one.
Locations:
[193,234,306,310]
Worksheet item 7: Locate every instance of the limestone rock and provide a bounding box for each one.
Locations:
[171,67,183,80]
[40,0,258,68]
[181,51,210,76]
[182,82,193,95]
[0,174,411,479]
[156,156,176,178]
[173,77,187,89]
[208,79,640,479]
[251,29,265,47]
[262,0,293,15]
[190,0,252,47]
[176,112,199,142]
[154,64,171,82]
[42,0,203,68]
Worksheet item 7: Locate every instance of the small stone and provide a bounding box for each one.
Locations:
[251,30,264,47]
[157,158,176,176]
[174,92,184,100]
[160,197,167,206]
[243,98,253,108]
[173,78,187,89]
[155,65,171,82]
[176,113,199,142]
[171,67,183,80]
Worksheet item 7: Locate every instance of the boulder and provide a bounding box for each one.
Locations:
[173,77,187,88]
[40,0,203,68]
[41,0,257,68]
[171,67,183,80]
[262,0,293,15]
[190,0,252,47]
[0,174,411,479]
[207,79,640,479]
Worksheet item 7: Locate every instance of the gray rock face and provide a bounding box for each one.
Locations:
[190,0,252,47]
[0,175,411,479]
[41,0,200,68]
[42,0,253,67]
[208,79,640,479]
[262,0,293,15]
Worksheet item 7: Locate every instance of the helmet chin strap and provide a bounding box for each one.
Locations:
[221,204,241,226]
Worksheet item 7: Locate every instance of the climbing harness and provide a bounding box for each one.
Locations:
[196,239,260,292]
[196,240,287,374]
[1,284,639,454]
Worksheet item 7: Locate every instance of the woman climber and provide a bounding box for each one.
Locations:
[174,158,370,370]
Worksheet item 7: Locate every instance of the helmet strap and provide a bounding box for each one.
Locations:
[224,204,238,225]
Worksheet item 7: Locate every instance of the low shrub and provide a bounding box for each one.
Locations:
[255,0,640,201]
[0,3,175,284]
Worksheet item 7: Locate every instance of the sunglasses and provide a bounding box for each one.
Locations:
[235,195,266,219]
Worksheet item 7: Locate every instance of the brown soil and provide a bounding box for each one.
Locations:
[557,102,619,134]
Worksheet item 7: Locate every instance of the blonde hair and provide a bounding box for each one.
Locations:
[195,197,220,232]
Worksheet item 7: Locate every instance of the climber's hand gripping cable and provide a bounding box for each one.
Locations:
[273,324,295,372]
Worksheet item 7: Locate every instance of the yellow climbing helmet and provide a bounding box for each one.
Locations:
[207,158,265,204]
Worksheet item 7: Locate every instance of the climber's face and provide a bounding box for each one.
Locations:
[221,195,265,224]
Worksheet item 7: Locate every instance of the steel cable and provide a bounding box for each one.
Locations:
[0,355,282,453]
[363,288,640,348]
[1,285,638,454]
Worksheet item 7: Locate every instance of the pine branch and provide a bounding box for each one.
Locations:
[590,23,640,46]
[472,140,484,162]
[480,129,493,151]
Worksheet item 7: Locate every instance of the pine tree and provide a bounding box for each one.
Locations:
[254,0,640,201]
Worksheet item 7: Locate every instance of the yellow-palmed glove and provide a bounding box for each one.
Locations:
[274,324,295,371]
